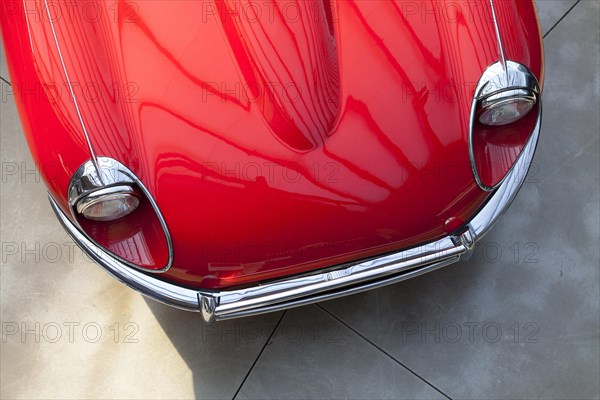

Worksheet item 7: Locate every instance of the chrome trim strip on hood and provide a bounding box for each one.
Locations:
[489,0,508,74]
[42,0,102,180]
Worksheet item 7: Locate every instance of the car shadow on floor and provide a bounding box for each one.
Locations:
[144,244,495,399]
[143,296,284,399]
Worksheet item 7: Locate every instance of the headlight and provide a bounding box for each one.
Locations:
[469,61,542,191]
[76,186,140,221]
[478,94,536,126]
[68,157,172,272]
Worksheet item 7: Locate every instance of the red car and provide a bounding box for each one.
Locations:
[1,0,543,322]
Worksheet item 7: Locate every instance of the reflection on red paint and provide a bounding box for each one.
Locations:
[472,105,539,188]
[76,199,169,270]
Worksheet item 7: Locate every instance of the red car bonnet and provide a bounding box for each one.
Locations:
[1,0,542,289]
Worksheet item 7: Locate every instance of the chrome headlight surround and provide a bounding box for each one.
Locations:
[469,60,542,191]
[67,157,173,273]
[475,61,540,127]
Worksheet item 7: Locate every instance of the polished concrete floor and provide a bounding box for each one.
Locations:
[1,1,599,399]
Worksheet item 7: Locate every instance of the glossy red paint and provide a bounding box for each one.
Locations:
[472,106,540,188]
[75,192,170,270]
[1,0,543,289]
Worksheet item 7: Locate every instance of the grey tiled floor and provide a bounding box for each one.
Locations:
[1,1,599,399]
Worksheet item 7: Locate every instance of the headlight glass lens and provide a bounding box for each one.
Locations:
[77,192,140,221]
[478,97,535,126]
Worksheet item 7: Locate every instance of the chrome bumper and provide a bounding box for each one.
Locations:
[50,113,540,323]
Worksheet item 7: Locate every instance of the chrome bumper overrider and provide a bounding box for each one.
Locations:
[50,113,541,323]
